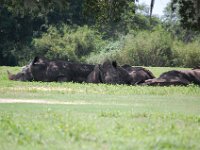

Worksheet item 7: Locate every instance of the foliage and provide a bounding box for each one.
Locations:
[173,39,200,67]
[121,28,173,66]
[162,1,200,43]
[151,0,200,31]
[86,40,123,64]
[87,26,200,67]
[0,0,200,67]
[0,6,39,66]
[0,0,70,66]
[171,0,200,31]
[83,0,136,37]
[88,28,174,66]
[0,0,68,16]
[118,3,160,34]
[32,25,105,62]
[0,0,141,65]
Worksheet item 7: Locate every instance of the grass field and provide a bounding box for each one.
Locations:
[0,66,200,150]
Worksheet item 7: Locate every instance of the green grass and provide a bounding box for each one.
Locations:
[0,66,200,150]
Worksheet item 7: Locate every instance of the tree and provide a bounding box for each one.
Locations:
[83,0,136,34]
[0,0,78,65]
[150,0,200,31]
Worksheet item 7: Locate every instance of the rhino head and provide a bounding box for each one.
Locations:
[7,56,47,81]
[99,60,121,84]
[7,64,33,81]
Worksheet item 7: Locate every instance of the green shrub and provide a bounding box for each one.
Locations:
[32,25,105,62]
[87,29,174,66]
[173,40,200,67]
[86,40,123,64]
[31,24,200,67]
[120,28,174,66]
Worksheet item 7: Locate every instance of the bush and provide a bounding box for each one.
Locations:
[32,25,105,62]
[173,40,200,67]
[31,24,200,67]
[87,29,174,66]
[120,28,174,66]
[86,40,124,64]
[86,28,200,67]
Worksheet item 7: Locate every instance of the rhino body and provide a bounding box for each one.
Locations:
[121,64,155,84]
[8,56,95,83]
[87,60,133,85]
[142,68,200,86]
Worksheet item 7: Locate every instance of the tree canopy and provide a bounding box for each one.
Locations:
[0,0,199,66]
[150,0,200,30]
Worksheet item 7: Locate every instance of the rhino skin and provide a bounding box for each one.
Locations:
[121,64,155,85]
[142,68,200,86]
[7,64,33,81]
[87,60,132,85]
[8,56,95,82]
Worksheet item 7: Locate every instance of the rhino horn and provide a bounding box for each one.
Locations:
[7,70,14,80]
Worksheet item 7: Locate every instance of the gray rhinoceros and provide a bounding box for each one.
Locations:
[8,56,95,82]
[121,64,155,85]
[142,67,200,86]
[87,60,133,85]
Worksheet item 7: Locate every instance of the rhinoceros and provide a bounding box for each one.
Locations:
[121,64,155,84]
[7,64,33,81]
[142,67,200,86]
[8,56,95,82]
[87,60,133,85]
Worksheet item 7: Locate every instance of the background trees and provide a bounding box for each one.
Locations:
[151,0,200,31]
[0,0,199,67]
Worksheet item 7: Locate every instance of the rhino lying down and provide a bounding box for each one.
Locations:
[121,64,155,84]
[142,67,200,86]
[87,60,132,85]
[8,56,95,82]
[8,57,166,86]
[87,60,155,85]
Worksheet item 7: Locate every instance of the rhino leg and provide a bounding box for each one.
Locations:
[87,65,102,83]
[141,78,189,86]
[57,76,71,82]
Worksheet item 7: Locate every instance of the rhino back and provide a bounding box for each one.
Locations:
[46,61,94,82]
[180,70,200,85]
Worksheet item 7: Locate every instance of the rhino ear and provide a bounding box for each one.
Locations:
[7,70,11,76]
[97,64,102,72]
[112,61,117,68]
[32,56,45,65]
[32,56,39,65]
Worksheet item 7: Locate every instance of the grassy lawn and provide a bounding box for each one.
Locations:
[0,66,200,150]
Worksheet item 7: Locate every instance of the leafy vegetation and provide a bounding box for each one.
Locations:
[87,28,200,67]
[32,25,105,62]
[1,0,199,67]
[151,0,200,31]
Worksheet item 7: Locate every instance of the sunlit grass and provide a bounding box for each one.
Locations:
[0,66,200,150]
[0,104,199,150]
